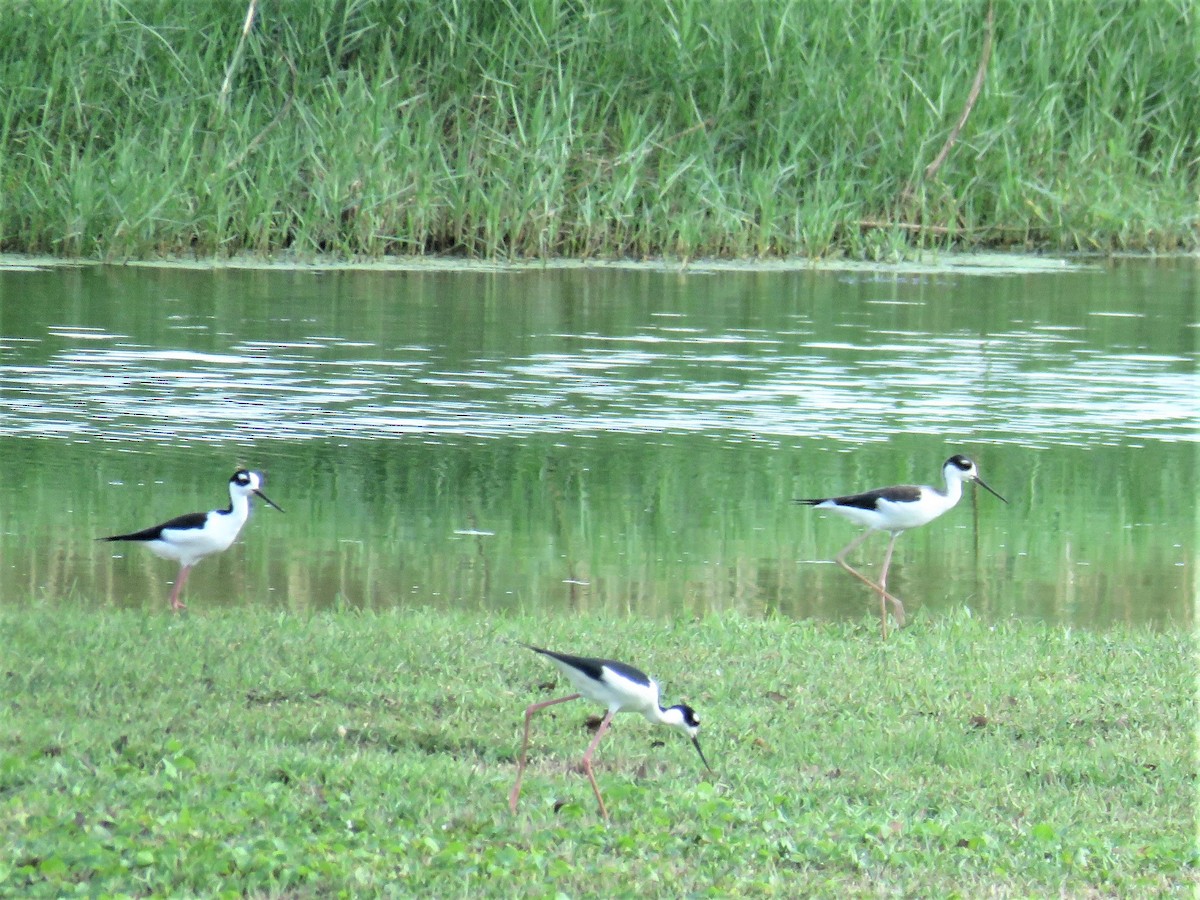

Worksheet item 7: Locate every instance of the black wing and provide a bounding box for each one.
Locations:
[523,644,651,688]
[102,510,209,542]
[796,484,921,510]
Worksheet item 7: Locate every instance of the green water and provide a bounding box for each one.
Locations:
[0,258,1194,628]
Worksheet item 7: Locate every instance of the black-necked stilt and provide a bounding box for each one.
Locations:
[796,455,1006,637]
[508,644,711,820]
[101,470,282,612]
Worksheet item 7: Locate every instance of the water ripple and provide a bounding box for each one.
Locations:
[2,320,1195,447]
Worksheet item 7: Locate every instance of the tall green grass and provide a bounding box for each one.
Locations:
[1,1,1196,259]
[1,605,1194,895]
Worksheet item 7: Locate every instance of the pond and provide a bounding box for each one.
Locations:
[0,256,1194,629]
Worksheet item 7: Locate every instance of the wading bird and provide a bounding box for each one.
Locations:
[797,455,1006,637]
[101,469,282,611]
[509,644,711,820]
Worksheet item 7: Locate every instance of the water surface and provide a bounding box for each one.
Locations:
[0,257,1194,628]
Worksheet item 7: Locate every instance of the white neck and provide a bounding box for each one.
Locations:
[644,704,672,726]
[940,469,965,504]
[227,487,252,524]
[646,704,689,731]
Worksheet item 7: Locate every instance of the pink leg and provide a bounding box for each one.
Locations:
[579,709,616,820]
[509,693,581,813]
[830,532,902,619]
[833,531,906,637]
[167,565,192,612]
[877,533,906,637]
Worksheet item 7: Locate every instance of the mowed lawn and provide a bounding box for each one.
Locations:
[1,605,1194,896]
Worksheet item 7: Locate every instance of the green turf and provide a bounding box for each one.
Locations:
[1,604,1193,896]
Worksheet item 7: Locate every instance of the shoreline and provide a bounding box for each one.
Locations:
[8,250,1194,276]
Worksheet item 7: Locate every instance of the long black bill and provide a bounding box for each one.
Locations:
[255,489,284,512]
[691,736,713,771]
[975,477,1007,504]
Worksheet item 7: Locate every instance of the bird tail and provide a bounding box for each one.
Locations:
[98,527,159,543]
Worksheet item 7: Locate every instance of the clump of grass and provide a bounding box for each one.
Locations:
[1,604,1194,895]
[0,1,1196,260]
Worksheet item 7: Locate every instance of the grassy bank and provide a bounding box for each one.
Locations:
[1,1,1196,260]
[1,604,1193,896]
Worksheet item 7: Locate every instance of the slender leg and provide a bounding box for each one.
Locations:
[833,532,906,615]
[509,693,581,813]
[579,709,616,820]
[167,565,191,612]
[877,533,906,637]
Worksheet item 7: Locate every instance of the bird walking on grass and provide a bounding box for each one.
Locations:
[796,455,1006,637]
[101,469,282,612]
[509,644,711,820]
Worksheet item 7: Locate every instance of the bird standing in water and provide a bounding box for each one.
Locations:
[101,469,282,611]
[797,455,1006,637]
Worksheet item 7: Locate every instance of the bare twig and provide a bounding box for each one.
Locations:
[207,2,298,173]
[898,0,995,219]
[216,0,259,118]
[922,0,995,183]
[226,50,297,171]
[858,219,955,235]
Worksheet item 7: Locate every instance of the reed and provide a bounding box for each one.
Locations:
[0,1,1196,259]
